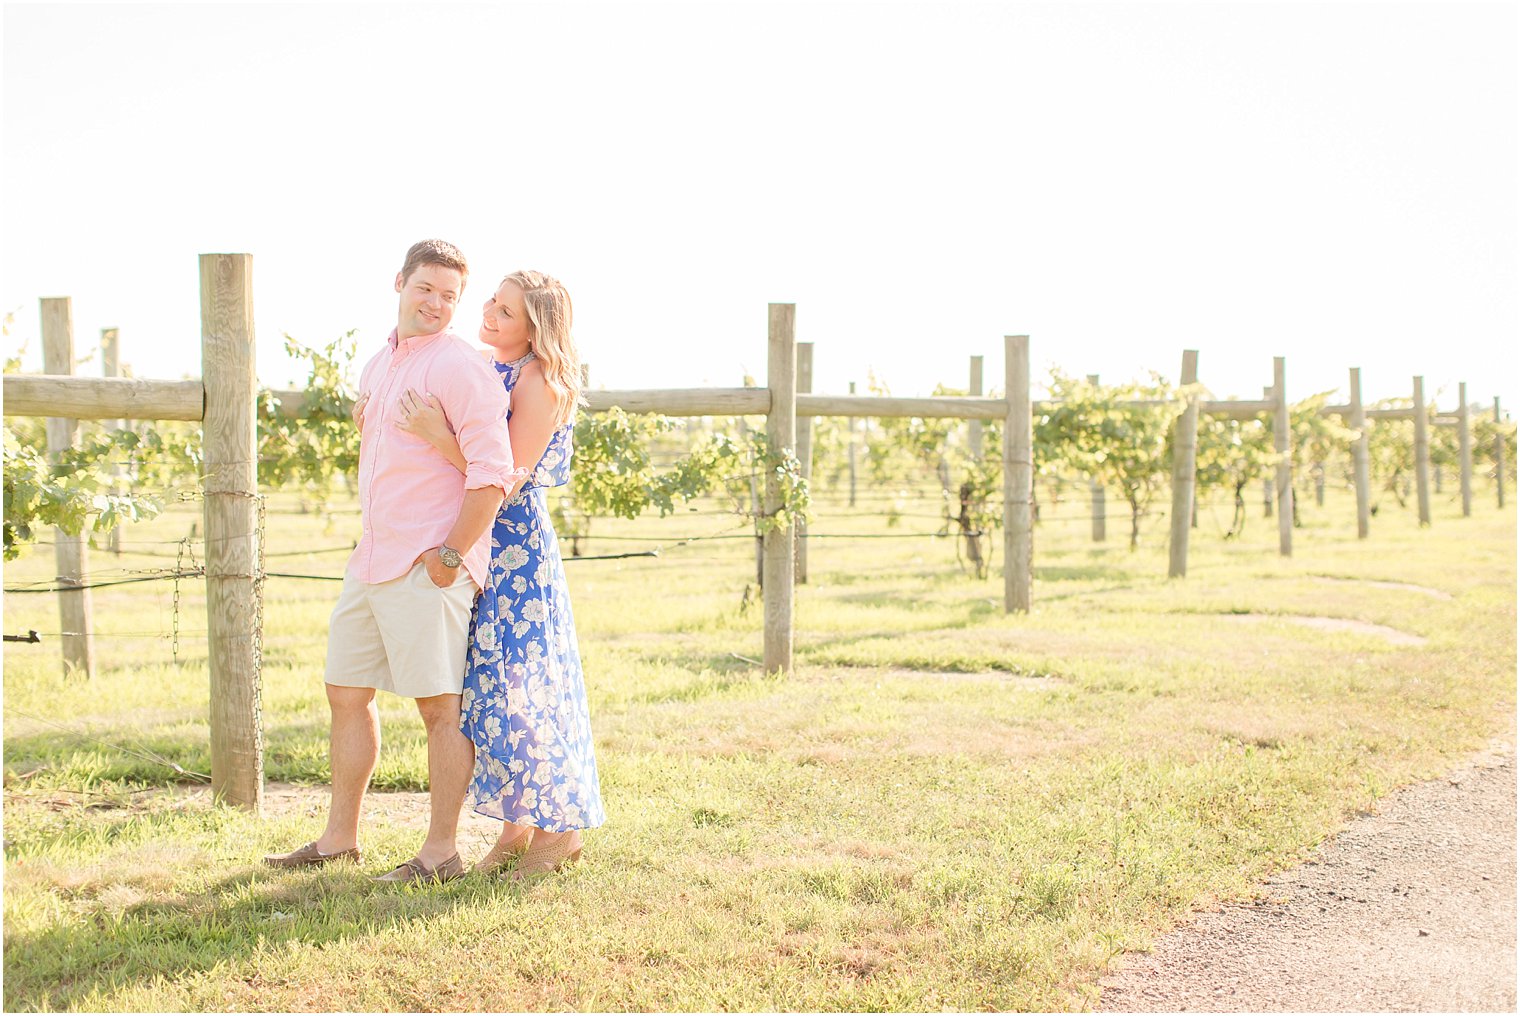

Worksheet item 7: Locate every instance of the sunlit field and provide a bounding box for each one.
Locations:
[3,477,1514,1012]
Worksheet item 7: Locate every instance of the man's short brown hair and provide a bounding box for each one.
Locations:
[399,239,468,286]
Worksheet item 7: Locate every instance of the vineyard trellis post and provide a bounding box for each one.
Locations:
[200,253,264,813]
[1497,398,1506,509]
[101,326,124,555]
[795,341,813,584]
[1006,335,1032,612]
[847,381,858,507]
[1413,375,1432,526]
[1168,349,1199,578]
[763,303,796,674]
[1458,381,1472,517]
[1273,358,1292,556]
[1350,367,1371,539]
[1086,374,1105,542]
[41,297,95,678]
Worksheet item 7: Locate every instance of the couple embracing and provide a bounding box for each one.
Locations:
[265,239,603,883]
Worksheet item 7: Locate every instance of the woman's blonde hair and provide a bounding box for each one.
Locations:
[506,269,583,429]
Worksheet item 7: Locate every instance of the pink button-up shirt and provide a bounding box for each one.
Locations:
[348,328,519,590]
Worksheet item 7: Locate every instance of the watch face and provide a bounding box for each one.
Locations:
[441,548,462,567]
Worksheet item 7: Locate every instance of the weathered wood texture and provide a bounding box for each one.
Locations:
[762,305,796,674]
[587,387,771,417]
[3,374,204,420]
[796,394,1010,419]
[269,387,1022,421]
[1273,360,1292,556]
[100,329,124,554]
[795,342,813,584]
[200,254,264,813]
[1168,350,1200,578]
[1326,404,1462,422]
[1201,398,1277,418]
[1006,336,1032,612]
[1350,368,1371,539]
[13,377,1471,432]
[40,298,94,678]
[1413,376,1432,526]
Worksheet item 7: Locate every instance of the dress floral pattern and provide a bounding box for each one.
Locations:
[461,353,604,832]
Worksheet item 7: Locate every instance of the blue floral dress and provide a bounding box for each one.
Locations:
[461,352,605,832]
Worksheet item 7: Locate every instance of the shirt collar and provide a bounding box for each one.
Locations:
[388,327,449,352]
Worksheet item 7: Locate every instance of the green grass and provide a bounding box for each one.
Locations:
[3,480,1514,1011]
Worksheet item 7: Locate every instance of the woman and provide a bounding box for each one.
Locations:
[390,270,604,878]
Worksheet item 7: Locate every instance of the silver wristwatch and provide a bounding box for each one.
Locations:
[438,544,463,569]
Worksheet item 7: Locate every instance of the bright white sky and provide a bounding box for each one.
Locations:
[3,1,1516,413]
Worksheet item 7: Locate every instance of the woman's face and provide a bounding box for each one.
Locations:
[479,279,532,354]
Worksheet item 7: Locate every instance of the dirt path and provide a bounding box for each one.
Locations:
[1099,741,1516,1012]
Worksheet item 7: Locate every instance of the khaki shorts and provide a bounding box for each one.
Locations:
[324,560,477,699]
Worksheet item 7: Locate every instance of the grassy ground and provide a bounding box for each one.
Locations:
[3,478,1514,1011]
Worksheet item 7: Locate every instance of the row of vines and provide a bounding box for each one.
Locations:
[5,325,1516,566]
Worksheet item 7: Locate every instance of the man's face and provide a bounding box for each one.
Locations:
[394,263,464,339]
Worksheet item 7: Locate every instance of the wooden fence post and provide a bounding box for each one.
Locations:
[100,327,124,554]
[1087,374,1105,541]
[968,355,984,459]
[40,297,95,678]
[795,342,813,584]
[1168,350,1199,578]
[1497,398,1506,510]
[200,253,263,812]
[763,304,796,674]
[1458,382,1472,517]
[1350,367,1371,539]
[1006,335,1032,613]
[1413,376,1432,526]
[847,381,858,508]
[1273,358,1292,556]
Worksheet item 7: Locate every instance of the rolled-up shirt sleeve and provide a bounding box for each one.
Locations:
[436,354,525,494]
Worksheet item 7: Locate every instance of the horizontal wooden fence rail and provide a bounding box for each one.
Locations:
[586,389,767,416]
[4,375,205,421]
[7,376,1480,430]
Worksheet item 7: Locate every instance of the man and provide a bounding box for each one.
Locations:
[265,239,516,883]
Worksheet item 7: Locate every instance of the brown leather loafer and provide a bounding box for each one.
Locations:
[373,852,464,885]
[263,841,362,868]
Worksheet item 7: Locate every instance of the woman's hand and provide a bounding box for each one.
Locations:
[352,391,371,431]
[394,389,452,447]
[395,388,468,475]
